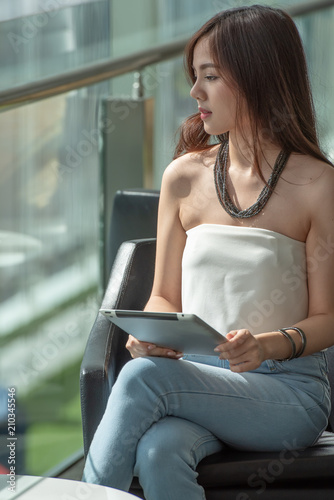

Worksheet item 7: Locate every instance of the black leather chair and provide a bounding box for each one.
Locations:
[104,188,159,288]
[80,191,334,499]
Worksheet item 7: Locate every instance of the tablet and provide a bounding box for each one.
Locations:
[99,309,227,355]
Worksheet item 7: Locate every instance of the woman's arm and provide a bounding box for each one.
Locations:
[126,160,187,359]
[144,164,187,313]
[215,164,334,372]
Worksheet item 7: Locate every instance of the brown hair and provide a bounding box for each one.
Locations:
[174,5,332,169]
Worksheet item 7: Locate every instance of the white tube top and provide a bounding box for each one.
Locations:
[182,224,308,335]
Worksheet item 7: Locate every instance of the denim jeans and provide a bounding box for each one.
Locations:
[82,352,330,500]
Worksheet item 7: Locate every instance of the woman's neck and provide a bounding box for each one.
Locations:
[228,131,282,175]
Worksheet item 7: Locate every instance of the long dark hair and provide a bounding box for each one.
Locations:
[174,5,332,169]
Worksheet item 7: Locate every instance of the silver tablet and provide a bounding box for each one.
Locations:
[99,309,227,355]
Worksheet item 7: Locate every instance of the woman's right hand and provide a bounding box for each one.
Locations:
[126,335,183,359]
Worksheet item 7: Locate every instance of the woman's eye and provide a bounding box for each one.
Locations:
[205,75,217,81]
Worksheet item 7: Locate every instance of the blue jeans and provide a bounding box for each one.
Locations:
[82,353,330,500]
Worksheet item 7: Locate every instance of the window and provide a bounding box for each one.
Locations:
[0,0,333,477]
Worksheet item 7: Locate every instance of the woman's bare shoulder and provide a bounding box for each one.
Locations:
[308,158,334,216]
[288,154,334,220]
[288,153,334,183]
[163,147,218,185]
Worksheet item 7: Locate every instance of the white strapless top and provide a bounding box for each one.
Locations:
[182,224,308,335]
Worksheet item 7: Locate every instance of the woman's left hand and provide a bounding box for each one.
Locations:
[214,329,265,372]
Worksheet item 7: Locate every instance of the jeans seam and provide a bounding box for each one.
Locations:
[162,390,304,407]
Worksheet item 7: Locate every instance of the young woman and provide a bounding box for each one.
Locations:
[83,5,334,499]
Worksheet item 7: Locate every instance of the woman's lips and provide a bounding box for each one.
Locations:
[198,107,212,120]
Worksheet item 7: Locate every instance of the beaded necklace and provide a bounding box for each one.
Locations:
[213,141,290,219]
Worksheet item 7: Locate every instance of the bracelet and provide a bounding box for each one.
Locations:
[282,327,307,358]
[277,329,296,361]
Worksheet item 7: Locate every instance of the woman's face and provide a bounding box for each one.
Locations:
[190,37,244,136]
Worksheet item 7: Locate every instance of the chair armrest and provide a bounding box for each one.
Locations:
[80,238,156,457]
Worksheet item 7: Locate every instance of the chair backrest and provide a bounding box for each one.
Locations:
[104,188,160,288]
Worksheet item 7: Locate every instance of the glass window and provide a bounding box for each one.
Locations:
[1,0,333,478]
[0,0,111,89]
[0,0,110,476]
[296,8,334,160]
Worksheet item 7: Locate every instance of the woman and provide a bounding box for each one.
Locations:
[83,5,334,499]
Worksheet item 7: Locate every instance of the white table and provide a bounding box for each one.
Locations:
[0,475,140,499]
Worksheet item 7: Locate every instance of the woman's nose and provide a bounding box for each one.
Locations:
[190,80,204,100]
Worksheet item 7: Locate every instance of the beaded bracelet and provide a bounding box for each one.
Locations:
[277,329,296,361]
[281,327,307,358]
